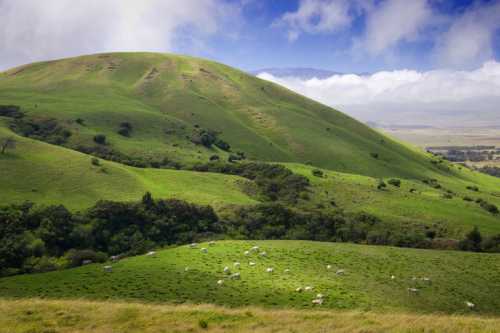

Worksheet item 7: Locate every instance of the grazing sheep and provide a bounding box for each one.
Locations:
[244,251,250,256]
[295,287,303,292]
[217,279,224,285]
[422,277,431,284]
[189,243,198,248]
[304,286,313,291]
[336,269,345,275]
[316,293,324,299]
[230,273,241,280]
[465,301,475,309]
[82,260,93,265]
[209,241,216,246]
[312,298,323,305]
[251,246,259,252]
[201,248,208,253]
[260,251,267,257]
[326,265,332,270]
[407,287,419,294]
[223,266,231,274]
[266,267,274,273]
[146,251,156,257]
[234,262,241,268]
[411,276,417,281]
[249,262,256,266]
[110,255,121,262]
[103,265,112,272]
[284,269,290,273]
[391,275,396,280]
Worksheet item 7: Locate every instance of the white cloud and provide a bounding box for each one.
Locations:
[360,0,432,56]
[0,0,241,70]
[257,61,500,126]
[275,0,362,41]
[434,2,500,68]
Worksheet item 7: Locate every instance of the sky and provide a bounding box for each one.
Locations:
[1,0,500,126]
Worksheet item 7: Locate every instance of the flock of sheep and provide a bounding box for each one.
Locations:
[102,242,476,310]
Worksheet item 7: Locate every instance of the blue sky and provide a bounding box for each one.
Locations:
[182,0,500,73]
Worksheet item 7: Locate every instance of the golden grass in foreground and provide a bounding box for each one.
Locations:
[1,299,499,333]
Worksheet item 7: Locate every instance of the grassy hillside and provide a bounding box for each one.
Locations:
[2,240,500,314]
[0,123,256,210]
[0,52,450,179]
[2,299,500,333]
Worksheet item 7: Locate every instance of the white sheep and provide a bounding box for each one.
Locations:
[189,243,198,248]
[304,286,313,291]
[244,251,250,256]
[217,279,224,285]
[422,277,431,283]
[295,287,303,292]
[408,287,419,294]
[250,246,259,252]
[259,251,267,257]
[110,255,121,262]
[336,269,345,275]
[82,260,93,265]
[266,267,274,273]
[249,262,256,266]
[312,298,323,305]
[103,265,112,272]
[201,248,208,253]
[209,241,216,246]
[223,266,231,274]
[391,275,396,280]
[316,293,324,299]
[234,262,241,268]
[230,273,241,280]
[284,269,290,273]
[146,251,156,257]
[326,264,332,270]
[465,301,475,309]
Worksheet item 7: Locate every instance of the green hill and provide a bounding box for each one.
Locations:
[0,52,448,179]
[1,240,499,314]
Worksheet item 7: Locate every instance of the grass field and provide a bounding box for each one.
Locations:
[1,240,499,315]
[0,124,256,210]
[2,298,500,333]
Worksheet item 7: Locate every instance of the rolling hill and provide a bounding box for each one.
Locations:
[0,52,449,179]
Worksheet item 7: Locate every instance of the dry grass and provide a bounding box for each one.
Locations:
[1,298,499,333]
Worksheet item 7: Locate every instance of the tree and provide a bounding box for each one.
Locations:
[0,137,16,154]
[459,226,483,252]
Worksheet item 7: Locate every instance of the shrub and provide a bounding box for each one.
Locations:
[75,118,85,125]
[209,155,220,161]
[466,185,479,192]
[0,105,23,118]
[94,134,106,145]
[458,227,483,252]
[377,180,387,190]
[478,199,499,215]
[463,196,473,202]
[117,122,132,137]
[64,249,108,268]
[312,169,324,178]
[388,179,401,187]
[198,320,208,329]
[91,157,100,166]
[370,152,379,159]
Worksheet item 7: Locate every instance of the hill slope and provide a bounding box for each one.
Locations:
[2,240,499,314]
[0,52,445,179]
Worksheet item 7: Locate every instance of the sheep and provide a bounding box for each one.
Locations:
[316,293,324,299]
[249,262,256,266]
[250,246,259,252]
[217,279,224,285]
[336,269,345,275]
[110,255,121,262]
[200,248,208,253]
[234,262,241,268]
[391,275,396,280]
[146,251,156,257]
[82,260,93,265]
[407,287,419,294]
[223,266,231,274]
[284,269,290,273]
[230,273,241,280]
[185,267,190,272]
[326,265,332,270]
[422,277,431,284]
[244,251,250,256]
[189,243,198,248]
[465,301,475,309]
[312,298,323,305]
[103,265,112,272]
[304,286,313,291]
[295,287,303,292]
[266,267,274,273]
[208,241,216,246]
[259,251,267,257]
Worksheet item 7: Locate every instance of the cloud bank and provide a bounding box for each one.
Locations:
[0,0,240,70]
[257,61,500,127]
